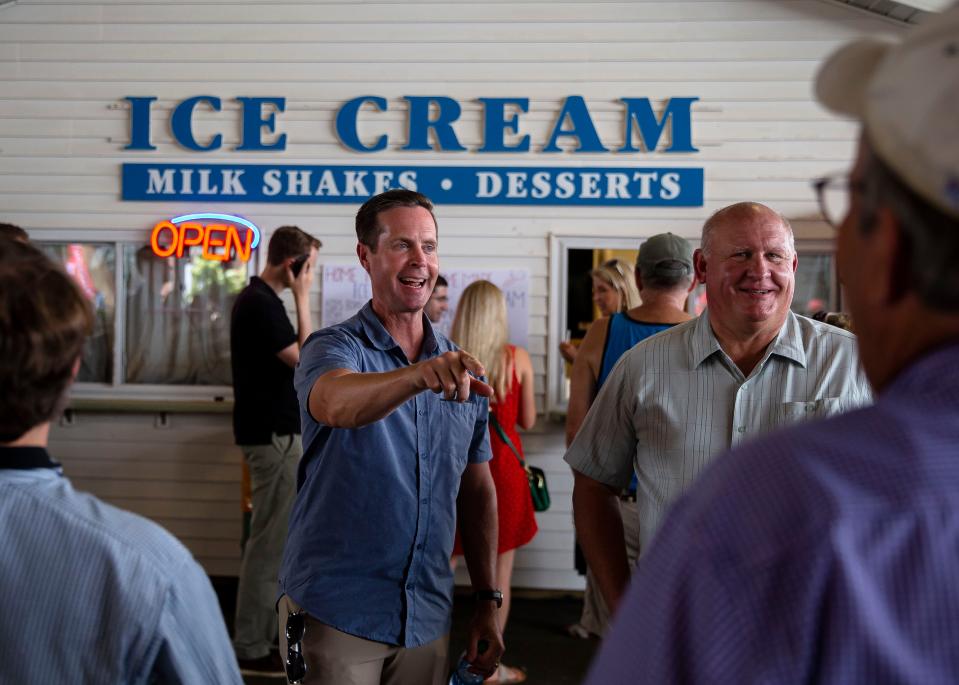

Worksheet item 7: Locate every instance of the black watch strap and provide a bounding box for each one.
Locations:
[474,589,504,608]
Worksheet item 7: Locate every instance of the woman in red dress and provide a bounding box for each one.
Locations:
[452,280,537,684]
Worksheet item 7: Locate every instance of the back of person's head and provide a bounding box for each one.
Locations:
[0,222,29,243]
[815,3,959,311]
[0,239,92,442]
[590,259,641,311]
[636,233,694,291]
[355,189,437,251]
[450,280,509,400]
[266,225,321,266]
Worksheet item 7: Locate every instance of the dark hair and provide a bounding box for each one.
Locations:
[0,222,28,242]
[0,239,93,441]
[355,189,436,251]
[267,226,321,266]
[861,142,959,311]
[434,274,448,289]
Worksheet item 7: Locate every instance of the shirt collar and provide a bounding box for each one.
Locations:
[688,309,806,369]
[0,446,61,471]
[250,275,282,302]
[357,301,439,357]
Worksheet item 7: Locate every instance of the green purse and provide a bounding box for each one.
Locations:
[489,412,550,512]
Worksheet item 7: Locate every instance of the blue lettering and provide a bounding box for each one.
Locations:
[236,96,287,151]
[171,96,222,151]
[477,98,530,153]
[403,96,466,152]
[336,96,388,153]
[619,97,698,153]
[543,96,608,153]
[125,96,157,150]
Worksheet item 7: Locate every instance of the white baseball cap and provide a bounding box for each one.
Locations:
[815,1,959,218]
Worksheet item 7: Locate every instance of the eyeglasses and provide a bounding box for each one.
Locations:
[285,611,307,684]
[812,174,866,229]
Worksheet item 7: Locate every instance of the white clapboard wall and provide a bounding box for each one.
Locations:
[5,0,906,589]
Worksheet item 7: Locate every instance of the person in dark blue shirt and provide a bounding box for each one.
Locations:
[279,190,503,685]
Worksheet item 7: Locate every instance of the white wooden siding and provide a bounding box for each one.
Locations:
[5,0,904,589]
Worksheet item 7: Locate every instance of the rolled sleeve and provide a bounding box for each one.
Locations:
[294,328,361,419]
[564,353,637,490]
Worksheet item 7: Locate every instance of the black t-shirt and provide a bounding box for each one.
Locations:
[231,277,299,444]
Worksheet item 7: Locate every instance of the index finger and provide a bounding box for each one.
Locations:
[458,351,486,378]
[469,376,494,398]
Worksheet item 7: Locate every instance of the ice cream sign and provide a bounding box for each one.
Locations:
[149,213,261,262]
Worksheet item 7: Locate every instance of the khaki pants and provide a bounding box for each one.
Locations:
[278,594,449,685]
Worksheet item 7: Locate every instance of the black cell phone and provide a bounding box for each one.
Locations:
[290,253,309,277]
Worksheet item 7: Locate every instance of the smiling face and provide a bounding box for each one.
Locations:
[695,204,797,334]
[592,277,621,317]
[358,205,438,317]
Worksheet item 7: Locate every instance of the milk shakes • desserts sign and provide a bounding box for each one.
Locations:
[121,95,703,207]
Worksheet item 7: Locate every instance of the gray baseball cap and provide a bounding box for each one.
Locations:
[636,233,693,279]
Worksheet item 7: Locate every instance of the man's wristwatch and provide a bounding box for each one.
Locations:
[474,589,504,608]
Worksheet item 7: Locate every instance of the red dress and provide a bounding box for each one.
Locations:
[455,346,539,554]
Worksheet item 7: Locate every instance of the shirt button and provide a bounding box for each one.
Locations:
[418,409,425,416]
[421,498,428,505]
[406,584,414,590]
[737,426,746,433]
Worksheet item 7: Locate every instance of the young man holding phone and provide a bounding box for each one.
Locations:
[230,225,321,676]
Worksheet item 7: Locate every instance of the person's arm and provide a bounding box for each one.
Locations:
[572,469,631,612]
[276,256,316,368]
[514,346,536,431]
[456,462,505,678]
[308,351,493,428]
[150,557,243,684]
[565,317,609,446]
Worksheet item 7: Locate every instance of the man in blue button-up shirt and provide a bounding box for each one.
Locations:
[279,189,504,685]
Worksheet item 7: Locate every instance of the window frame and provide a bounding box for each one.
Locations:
[32,228,258,408]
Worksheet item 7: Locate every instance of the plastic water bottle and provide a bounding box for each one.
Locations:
[448,652,485,685]
[448,639,490,685]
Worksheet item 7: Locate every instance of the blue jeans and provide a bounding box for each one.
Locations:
[233,433,301,660]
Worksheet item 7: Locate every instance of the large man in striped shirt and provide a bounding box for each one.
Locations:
[565,201,872,615]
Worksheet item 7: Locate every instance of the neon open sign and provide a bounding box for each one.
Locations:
[150,213,261,262]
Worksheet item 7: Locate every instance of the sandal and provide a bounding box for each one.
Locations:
[485,663,527,684]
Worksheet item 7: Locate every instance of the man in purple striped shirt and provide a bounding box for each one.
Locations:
[586,5,959,683]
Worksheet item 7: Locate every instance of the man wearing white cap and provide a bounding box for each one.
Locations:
[584,4,959,683]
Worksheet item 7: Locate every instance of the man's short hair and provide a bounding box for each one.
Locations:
[434,274,448,289]
[0,239,92,441]
[0,222,28,243]
[266,226,321,266]
[355,189,437,251]
[861,147,959,311]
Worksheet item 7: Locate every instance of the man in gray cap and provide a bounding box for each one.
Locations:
[564,232,696,639]
[565,202,871,620]
[583,4,959,683]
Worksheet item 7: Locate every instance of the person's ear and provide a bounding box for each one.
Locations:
[693,248,708,284]
[357,242,371,275]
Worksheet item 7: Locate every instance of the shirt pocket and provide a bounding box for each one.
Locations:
[780,397,851,425]
[433,400,476,469]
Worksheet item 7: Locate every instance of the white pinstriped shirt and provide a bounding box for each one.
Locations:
[565,310,872,553]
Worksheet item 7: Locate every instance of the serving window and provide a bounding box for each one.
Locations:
[37,234,253,405]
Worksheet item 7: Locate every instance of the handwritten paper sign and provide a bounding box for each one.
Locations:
[321,264,529,348]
